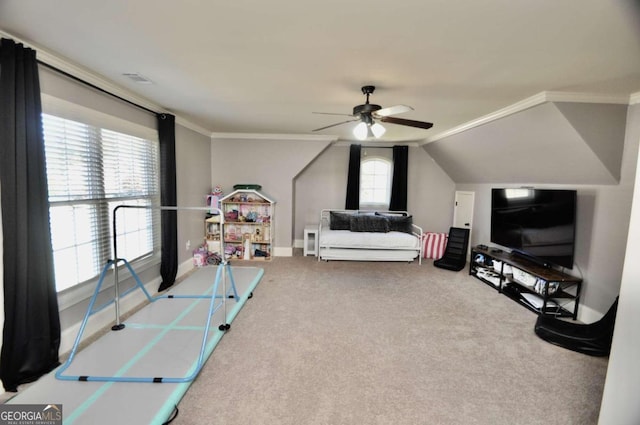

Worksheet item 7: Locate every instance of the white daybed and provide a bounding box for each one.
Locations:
[318,209,423,264]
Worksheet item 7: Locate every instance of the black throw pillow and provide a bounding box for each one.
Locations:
[350,214,390,232]
[375,212,413,233]
[330,211,353,230]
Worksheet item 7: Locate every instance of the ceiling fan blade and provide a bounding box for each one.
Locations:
[312,112,355,117]
[312,119,359,132]
[374,104,413,117]
[379,116,433,130]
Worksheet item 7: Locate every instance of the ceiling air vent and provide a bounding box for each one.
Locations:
[122,73,153,84]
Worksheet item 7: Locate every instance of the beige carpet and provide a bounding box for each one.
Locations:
[172,255,608,425]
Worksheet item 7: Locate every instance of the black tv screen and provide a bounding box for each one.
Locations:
[491,188,577,269]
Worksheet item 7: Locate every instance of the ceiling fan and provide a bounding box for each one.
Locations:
[312,85,433,140]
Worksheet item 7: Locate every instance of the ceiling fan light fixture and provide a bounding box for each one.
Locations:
[313,85,433,136]
[353,122,368,140]
[371,122,386,138]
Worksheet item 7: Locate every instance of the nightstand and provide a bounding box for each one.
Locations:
[303,225,319,257]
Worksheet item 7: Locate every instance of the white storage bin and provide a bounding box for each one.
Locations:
[512,268,537,287]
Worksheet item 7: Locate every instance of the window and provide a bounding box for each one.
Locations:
[42,113,160,293]
[360,157,392,208]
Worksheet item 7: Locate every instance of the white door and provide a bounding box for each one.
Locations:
[453,191,475,255]
[453,191,475,231]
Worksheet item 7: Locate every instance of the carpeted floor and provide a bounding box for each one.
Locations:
[172,254,608,425]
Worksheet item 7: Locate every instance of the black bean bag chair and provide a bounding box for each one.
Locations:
[534,297,618,356]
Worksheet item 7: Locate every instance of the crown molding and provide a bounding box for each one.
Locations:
[630,92,640,105]
[333,140,420,148]
[211,132,338,142]
[1,29,212,137]
[424,91,634,144]
[544,91,630,104]
[424,92,547,144]
[174,117,213,136]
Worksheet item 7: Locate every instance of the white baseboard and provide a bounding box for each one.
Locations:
[293,239,303,249]
[577,303,604,324]
[274,246,293,257]
[177,257,196,278]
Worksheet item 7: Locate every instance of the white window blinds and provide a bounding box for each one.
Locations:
[42,113,160,292]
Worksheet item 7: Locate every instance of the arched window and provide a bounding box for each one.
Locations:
[360,157,392,209]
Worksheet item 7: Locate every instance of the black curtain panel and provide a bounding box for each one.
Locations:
[345,144,361,210]
[389,145,409,211]
[157,113,178,292]
[0,38,61,392]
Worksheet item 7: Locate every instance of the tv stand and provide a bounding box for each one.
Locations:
[470,245,581,319]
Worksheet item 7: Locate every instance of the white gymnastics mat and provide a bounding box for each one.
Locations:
[5,264,263,424]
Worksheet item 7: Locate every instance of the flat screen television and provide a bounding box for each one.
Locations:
[491,188,577,269]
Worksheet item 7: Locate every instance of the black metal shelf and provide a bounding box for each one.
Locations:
[470,246,581,319]
[501,284,575,318]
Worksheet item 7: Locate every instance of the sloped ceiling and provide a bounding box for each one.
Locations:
[423,102,628,184]
[554,102,628,180]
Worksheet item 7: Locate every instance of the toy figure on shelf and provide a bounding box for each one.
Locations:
[206,185,223,214]
[246,209,258,222]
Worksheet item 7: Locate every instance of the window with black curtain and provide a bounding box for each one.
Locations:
[345,144,361,209]
[42,113,160,293]
[389,145,408,211]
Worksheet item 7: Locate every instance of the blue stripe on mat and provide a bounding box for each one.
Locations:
[151,268,263,425]
[62,266,263,425]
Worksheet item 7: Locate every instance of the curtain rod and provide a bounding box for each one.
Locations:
[37,60,159,116]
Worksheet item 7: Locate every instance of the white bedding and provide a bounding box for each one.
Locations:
[318,248,418,262]
[317,209,422,263]
[320,229,420,250]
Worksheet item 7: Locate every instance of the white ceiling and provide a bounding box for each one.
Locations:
[1,0,639,142]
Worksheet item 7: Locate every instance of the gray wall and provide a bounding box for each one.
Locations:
[599,103,640,424]
[449,104,640,321]
[294,145,455,238]
[175,125,213,264]
[211,137,333,252]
